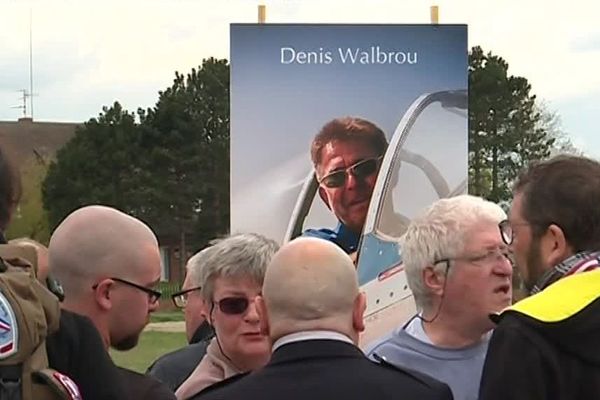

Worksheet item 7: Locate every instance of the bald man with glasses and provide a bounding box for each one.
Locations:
[48,205,175,400]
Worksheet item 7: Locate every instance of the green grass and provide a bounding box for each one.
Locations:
[150,310,185,323]
[110,331,187,373]
[157,281,183,299]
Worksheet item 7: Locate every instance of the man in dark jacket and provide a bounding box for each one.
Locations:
[479,155,600,400]
[147,247,215,391]
[193,237,452,400]
[48,205,176,400]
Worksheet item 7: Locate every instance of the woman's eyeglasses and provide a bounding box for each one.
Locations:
[318,156,382,189]
[212,296,251,315]
[171,286,202,308]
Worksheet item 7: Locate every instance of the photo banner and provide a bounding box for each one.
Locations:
[230,24,468,245]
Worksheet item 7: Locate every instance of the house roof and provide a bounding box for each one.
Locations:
[0,118,79,165]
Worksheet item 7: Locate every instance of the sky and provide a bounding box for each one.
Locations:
[1,0,599,156]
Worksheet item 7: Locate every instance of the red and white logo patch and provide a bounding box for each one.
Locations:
[53,372,82,400]
[0,291,18,359]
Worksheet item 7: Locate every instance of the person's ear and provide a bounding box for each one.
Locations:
[93,279,113,311]
[352,292,367,333]
[255,296,270,337]
[199,297,208,321]
[205,301,215,326]
[423,264,447,297]
[543,224,573,267]
[318,186,332,210]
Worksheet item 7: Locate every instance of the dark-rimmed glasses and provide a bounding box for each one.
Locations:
[499,219,531,245]
[434,247,512,268]
[211,296,251,315]
[318,156,383,189]
[93,277,162,303]
[171,286,202,308]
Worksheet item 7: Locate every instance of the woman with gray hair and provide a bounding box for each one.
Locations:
[175,233,279,399]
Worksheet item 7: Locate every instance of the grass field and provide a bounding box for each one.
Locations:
[150,310,185,323]
[111,330,187,373]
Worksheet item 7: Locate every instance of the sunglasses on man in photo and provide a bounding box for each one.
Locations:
[318,156,383,189]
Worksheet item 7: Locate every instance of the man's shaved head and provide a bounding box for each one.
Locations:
[260,237,365,343]
[49,205,159,300]
[48,205,162,350]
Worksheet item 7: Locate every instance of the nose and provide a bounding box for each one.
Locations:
[493,254,513,277]
[243,299,260,324]
[345,172,359,190]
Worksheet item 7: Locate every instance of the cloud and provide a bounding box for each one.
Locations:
[0,0,599,136]
[554,90,600,154]
[571,34,600,53]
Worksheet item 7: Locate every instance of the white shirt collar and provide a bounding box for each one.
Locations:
[272,330,354,352]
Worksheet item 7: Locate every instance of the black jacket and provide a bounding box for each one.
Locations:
[191,339,453,400]
[47,310,127,400]
[189,322,214,345]
[146,322,213,392]
[480,270,600,400]
[119,367,176,400]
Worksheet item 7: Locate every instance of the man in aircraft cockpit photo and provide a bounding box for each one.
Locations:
[303,116,387,255]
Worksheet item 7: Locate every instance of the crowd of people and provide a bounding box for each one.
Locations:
[2,115,600,400]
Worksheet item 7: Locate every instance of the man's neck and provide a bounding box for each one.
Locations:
[61,302,111,350]
[272,330,355,351]
[190,321,213,344]
[420,311,489,348]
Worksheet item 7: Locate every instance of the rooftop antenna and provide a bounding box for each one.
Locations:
[11,89,29,117]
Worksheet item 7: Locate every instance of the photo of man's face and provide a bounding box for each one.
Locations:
[316,139,382,234]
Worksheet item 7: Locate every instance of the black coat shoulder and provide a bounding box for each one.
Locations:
[147,341,209,392]
[191,341,453,400]
[119,367,176,400]
[191,372,249,399]
[47,310,127,400]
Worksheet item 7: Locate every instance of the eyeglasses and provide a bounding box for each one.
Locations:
[318,156,382,189]
[211,296,251,315]
[171,286,202,308]
[434,247,512,268]
[499,219,531,245]
[93,277,162,304]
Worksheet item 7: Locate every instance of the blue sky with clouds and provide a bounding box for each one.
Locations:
[1,0,599,156]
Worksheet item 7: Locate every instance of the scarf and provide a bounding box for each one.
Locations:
[530,250,600,295]
[175,337,241,400]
